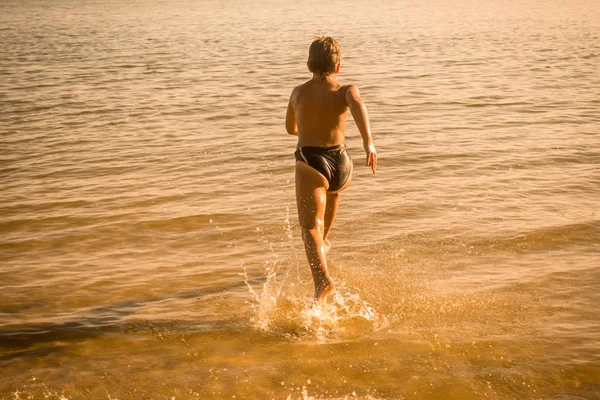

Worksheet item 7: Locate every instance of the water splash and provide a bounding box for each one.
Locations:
[297,281,388,341]
[243,259,284,331]
[242,207,296,330]
[243,208,388,340]
[244,261,387,341]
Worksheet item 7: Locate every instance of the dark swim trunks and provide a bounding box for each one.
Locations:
[294,144,353,193]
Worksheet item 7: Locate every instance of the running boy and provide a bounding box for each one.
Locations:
[285,36,377,304]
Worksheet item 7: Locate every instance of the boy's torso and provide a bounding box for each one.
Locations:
[293,78,349,148]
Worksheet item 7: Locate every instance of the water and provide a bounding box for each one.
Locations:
[1,0,599,398]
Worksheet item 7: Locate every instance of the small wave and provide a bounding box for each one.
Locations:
[471,220,600,251]
[465,102,529,108]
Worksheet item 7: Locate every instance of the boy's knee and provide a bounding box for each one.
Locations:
[300,220,323,241]
[301,228,319,244]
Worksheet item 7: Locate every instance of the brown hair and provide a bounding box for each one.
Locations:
[307,36,341,76]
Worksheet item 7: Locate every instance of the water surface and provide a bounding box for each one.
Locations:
[1,0,599,398]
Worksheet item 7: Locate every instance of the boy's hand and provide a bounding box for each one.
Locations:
[365,144,377,174]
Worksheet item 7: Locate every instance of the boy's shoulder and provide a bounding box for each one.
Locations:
[290,81,307,94]
[289,80,312,101]
[343,84,361,100]
[293,79,313,91]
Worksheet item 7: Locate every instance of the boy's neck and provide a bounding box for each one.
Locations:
[312,73,336,82]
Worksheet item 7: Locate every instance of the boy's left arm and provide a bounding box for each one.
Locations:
[285,89,298,135]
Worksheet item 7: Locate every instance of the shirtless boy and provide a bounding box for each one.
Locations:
[285,36,377,304]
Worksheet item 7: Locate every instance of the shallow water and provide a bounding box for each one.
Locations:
[1,0,599,398]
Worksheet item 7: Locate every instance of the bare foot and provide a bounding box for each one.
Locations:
[323,238,331,255]
[314,277,336,304]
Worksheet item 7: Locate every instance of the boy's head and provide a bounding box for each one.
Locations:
[307,36,341,76]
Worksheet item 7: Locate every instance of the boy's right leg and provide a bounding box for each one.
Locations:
[295,161,336,303]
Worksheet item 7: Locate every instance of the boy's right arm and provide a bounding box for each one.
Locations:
[345,85,377,174]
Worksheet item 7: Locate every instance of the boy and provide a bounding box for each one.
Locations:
[285,36,377,304]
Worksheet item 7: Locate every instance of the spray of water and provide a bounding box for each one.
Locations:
[243,209,388,341]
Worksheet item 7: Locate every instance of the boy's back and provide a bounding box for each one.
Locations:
[290,79,349,148]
